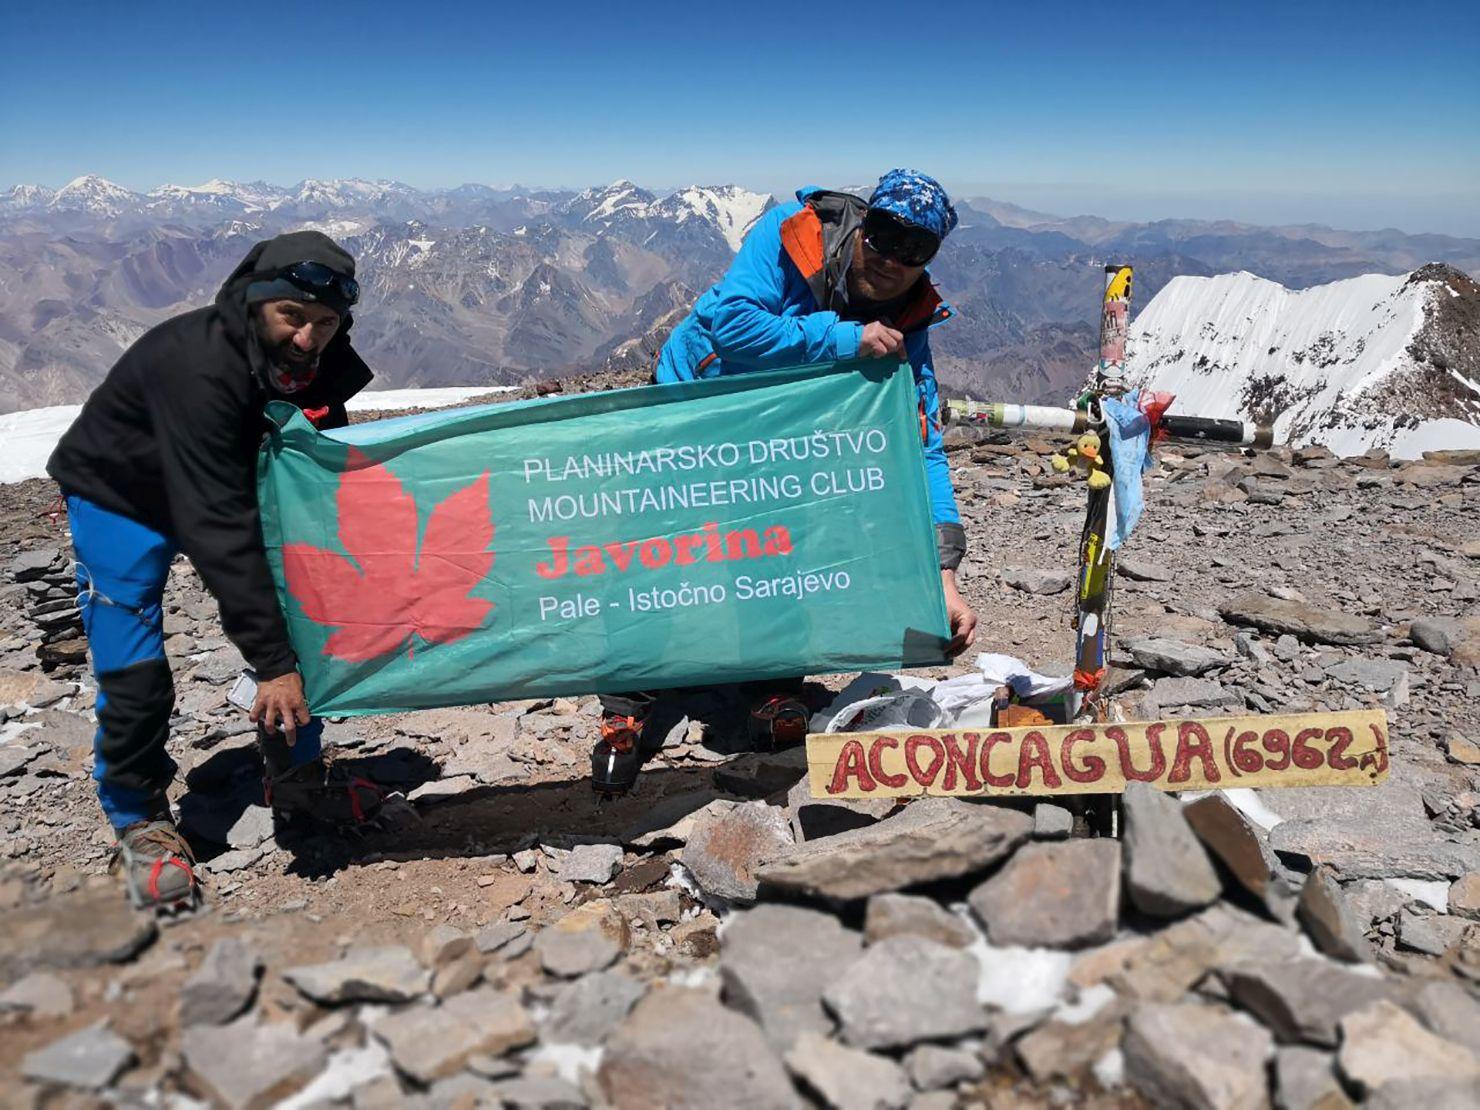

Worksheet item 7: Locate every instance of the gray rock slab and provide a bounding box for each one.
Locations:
[905,1043,986,1090]
[1407,980,1480,1056]
[1003,566,1074,594]
[541,970,646,1046]
[785,1032,912,1110]
[1274,1046,1351,1110]
[757,798,1033,902]
[21,1023,134,1091]
[598,986,800,1109]
[1184,792,1295,917]
[1338,1001,1480,1096]
[1123,1002,1273,1110]
[372,988,535,1084]
[181,1016,328,1109]
[0,891,156,981]
[1033,802,1074,839]
[558,842,625,884]
[721,903,863,1052]
[1325,658,1409,707]
[1122,781,1221,917]
[475,920,529,955]
[863,892,976,949]
[534,910,624,978]
[822,936,988,1050]
[1127,637,1235,677]
[1296,867,1371,962]
[0,971,74,1018]
[680,799,794,903]
[180,936,262,1026]
[1410,617,1462,655]
[1397,909,1470,956]
[283,945,428,1004]
[786,776,895,842]
[1150,675,1243,710]
[1220,957,1393,1046]
[1219,592,1381,646]
[969,839,1120,949]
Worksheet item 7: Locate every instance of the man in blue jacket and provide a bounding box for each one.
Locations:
[592,169,979,794]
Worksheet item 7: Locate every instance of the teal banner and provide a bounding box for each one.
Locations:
[257,360,948,715]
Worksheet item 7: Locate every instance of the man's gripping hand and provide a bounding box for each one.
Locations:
[251,671,311,742]
[941,569,978,657]
[858,322,905,358]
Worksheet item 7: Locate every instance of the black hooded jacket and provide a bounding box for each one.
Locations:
[48,231,373,680]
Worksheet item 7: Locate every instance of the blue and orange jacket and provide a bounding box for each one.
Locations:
[655,187,964,568]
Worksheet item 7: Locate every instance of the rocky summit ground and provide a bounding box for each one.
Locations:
[1,384,1479,1109]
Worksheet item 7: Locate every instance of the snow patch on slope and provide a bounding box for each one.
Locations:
[1130,270,1480,457]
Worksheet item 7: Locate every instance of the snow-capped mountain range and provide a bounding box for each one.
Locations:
[3,174,1478,456]
[1131,264,1480,457]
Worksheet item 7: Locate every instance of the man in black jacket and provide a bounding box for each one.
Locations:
[49,230,383,909]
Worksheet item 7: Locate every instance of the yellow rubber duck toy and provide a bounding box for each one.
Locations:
[1050,431,1112,490]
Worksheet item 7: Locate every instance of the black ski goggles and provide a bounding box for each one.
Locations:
[280,261,359,307]
[862,208,941,268]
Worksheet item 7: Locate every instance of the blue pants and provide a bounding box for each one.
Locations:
[67,495,321,829]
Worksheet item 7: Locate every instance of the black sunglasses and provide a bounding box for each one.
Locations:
[281,261,360,306]
[862,208,941,267]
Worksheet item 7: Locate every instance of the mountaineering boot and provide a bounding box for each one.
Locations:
[113,814,199,912]
[592,711,648,796]
[748,693,810,751]
[265,756,385,828]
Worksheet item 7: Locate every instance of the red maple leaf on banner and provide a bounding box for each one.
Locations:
[282,450,495,661]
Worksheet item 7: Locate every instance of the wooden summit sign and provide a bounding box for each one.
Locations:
[807,709,1390,799]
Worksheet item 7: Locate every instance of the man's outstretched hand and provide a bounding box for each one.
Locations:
[942,569,978,657]
[858,322,904,358]
[251,671,311,742]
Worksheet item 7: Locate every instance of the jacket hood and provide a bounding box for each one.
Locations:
[215,230,371,395]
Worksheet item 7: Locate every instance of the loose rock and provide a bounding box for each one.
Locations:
[863,892,976,949]
[823,936,987,1050]
[182,1016,328,1109]
[372,988,535,1083]
[784,1032,912,1110]
[681,800,793,902]
[22,1022,135,1091]
[969,839,1120,948]
[1122,781,1222,917]
[283,945,429,1004]
[180,936,262,1026]
[1337,1001,1480,1096]
[1123,1003,1273,1110]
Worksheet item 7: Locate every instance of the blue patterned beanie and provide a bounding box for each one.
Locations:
[867,169,958,239]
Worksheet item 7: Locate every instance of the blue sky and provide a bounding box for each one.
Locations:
[3,0,1478,235]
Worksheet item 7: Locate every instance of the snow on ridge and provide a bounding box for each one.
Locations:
[1130,269,1479,458]
[0,389,515,485]
[663,186,773,252]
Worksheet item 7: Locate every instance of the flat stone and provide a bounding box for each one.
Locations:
[486,1074,589,1109]
[1033,802,1074,839]
[181,937,262,1026]
[1107,903,1304,1004]
[1219,592,1381,646]
[786,777,895,842]
[181,1016,328,1108]
[1123,1002,1273,1110]
[823,936,988,1050]
[558,842,624,884]
[681,800,794,902]
[1410,617,1463,655]
[1325,659,1410,707]
[1219,957,1392,1046]
[1117,557,1174,582]
[1002,566,1074,594]
[863,892,976,949]
[0,669,74,709]
[541,969,646,1046]
[0,890,157,980]
[1015,1011,1125,1084]
[1297,867,1371,962]
[1184,792,1294,917]
[1122,781,1221,917]
[372,988,534,1083]
[905,1043,986,1090]
[968,839,1120,949]
[1127,638,1235,677]
[283,945,429,1004]
[1274,1046,1352,1110]
[431,949,484,999]
[1397,909,1470,956]
[598,986,799,1109]
[1403,980,1480,1058]
[784,1032,912,1110]
[22,1023,135,1090]
[757,798,1033,902]
[475,920,529,954]
[8,548,63,581]
[1150,675,1243,710]
[721,903,863,1051]
[420,924,474,969]
[535,900,627,977]
[1337,1001,1480,1096]
[0,971,74,1018]
[1447,735,1480,765]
